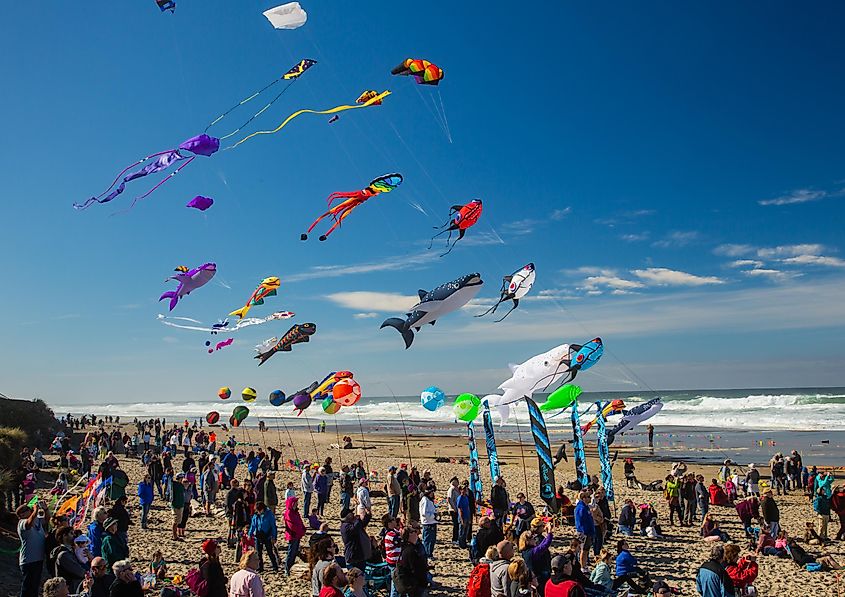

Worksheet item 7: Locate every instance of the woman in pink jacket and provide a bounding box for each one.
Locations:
[283,496,307,575]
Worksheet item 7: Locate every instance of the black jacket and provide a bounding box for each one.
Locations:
[200,557,228,597]
[474,524,504,560]
[340,514,371,565]
[491,485,509,511]
[398,543,428,589]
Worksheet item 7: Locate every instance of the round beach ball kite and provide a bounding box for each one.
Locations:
[241,387,257,402]
[218,386,232,400]
[322,396,341,415]
[292,392,312,415]
[206,411,220,425]
[420,386,446,412]
[269,389,286,407]
[332,378,361,407]
[454,393,480,422]
[230,405,249,427]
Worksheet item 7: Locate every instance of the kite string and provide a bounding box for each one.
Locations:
[374,381,413,468]
[300,412,320,461]
[205,78,282,133]
[511,402,530,499]
[354,405,370,473]
[217,80,297,141]
[276,415,298,463]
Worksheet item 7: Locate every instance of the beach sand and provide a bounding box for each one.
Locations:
[7,424,844,597]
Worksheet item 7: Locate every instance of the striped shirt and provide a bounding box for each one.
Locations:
[383,529,401,565]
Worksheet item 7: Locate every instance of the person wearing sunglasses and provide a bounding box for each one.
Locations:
[110,559,145,597]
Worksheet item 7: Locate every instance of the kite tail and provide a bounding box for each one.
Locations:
[474,300,501,318]
[120,156,196,213]
[380,318,414,349]
[326,191,355,207]
[74,150,175,210]
[493,304,518,323]
[254,350,274,366]
[158,291,179,311]
[301,210,333,240]
[229,305,250,319]
[427,227,451,250]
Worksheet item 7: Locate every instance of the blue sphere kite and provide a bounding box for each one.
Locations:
[420,386,446,412]
[269,389,287,407]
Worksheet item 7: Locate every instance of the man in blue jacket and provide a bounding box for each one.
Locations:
[613,539,651,594]
[695,544,734,597]
[574,491,595,571]
[248,501,278,573]
[221,449,239,489]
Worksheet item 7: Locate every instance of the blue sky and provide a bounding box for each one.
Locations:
[2,1,845,405]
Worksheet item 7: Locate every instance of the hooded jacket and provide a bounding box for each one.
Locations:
[283,497,306,542]
[489,558,511,596]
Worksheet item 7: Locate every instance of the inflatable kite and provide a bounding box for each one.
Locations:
[356,90,383,105]
[241,387,257,402]
[322,396,341,414]
[254,322,316,366]
[429,200,482,256]
[332,378,361,407]
[186,196,213,211]
[562,338,604,384]
[206,411,220,425]
[420,386,446,412]
[230,277,281,319]
[607,398,663,445]
[158,311,294,334]
[581,399,625,434]
[263,2,307,29]
[204,59,317,141]
[539,384,582,412]
[309,371,353,403]
[74,134,220,211]
[391,59,444,86]
[476,263,535,322]
[301,174,403,241]
[155,0,175,13]
[454,393,480,422]
[230,405,249,427]
[218,387,231,400]
[158,263,216,311]
[206,338,233,354]
[269,389,288,407]
[381,272,483,349]
[291,387,314,415]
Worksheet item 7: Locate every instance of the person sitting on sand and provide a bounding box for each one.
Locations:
[709,479,731,507]
[148,549,167,580]
[589,548,613,593]
[638,504,659,536]
[754,528,784,557]
[544,554,586,597]
[723,544,757,593]
[613,539,651,594]
[618,499,636,536]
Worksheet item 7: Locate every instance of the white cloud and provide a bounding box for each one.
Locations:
[742,268,798,281]
[758,189,826,206]
[757,244,826,258]
[652,231,701,248]
[581,275,645,293]
[500,219,537,236]
[729,259,764,268]
[714,244,756,257]
[352,312,380,319]
[550,207,572,220]
[620,233,650,242]
[325,291,418,312]
[781,254,845,267]
[632,268,724,286]
[286,252,438,282]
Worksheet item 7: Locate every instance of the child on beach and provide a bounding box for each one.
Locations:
[149,550,168,580]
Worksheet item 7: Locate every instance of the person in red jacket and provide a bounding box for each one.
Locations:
[283,496,306,575]
[545,555,587,597]
[709,479,730,507]
[723,544,758,592]
[831,485,845,541]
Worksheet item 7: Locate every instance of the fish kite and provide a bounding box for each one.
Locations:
[539,384,582,412]
[559,338,604,386]
[206,338,234,354]
[204,59,317,141]
[255,322,317,366]
[158,263,217,311]
[581,399,625,434]
[391,59,444,86]
[607,398,664,445]
[263,2,307,29]
[157,311,294,333]
[429,200,483,256]
[230,277,281,319]
[301,174,403,241]
[381,272,483,349]
[356,90,383,106]
[476,263,535,321]
[155,0,175,13]
[186,196,214,211]
[75,135,220,211]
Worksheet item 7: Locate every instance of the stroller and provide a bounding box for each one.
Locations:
[363,562,392,596]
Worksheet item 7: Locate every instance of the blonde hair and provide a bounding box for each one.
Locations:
[518,530,534,551]
[485,546,499,560]
[239,549,257,570]
[346,567,364,586]
[598,548,611,563]
[42,577,68,597]
[508,557,527,581]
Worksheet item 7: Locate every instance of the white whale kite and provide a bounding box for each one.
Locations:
[157,311,294,334]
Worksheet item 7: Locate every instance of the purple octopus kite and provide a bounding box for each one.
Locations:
[74,134,220,211]
[159,262,217,311]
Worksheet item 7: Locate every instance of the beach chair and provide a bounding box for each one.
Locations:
[364,562,392,596]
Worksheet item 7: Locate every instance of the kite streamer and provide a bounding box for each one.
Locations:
[466,422,483,502]
[482,401,501,485]
[227,91,391,150]
[595,402,614,502]
[525,397,557,513]
[570,400,590,488]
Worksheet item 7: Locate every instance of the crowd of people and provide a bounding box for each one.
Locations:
[12,415,845,597]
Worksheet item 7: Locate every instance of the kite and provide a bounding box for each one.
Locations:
[466,421,483,502]
[206,338,233,354]
[525,397,557,513]
[454,393,480,422]
[241,387,257,402]
[230,277,281,319]
[391,59,444,86]
[570,400,590,488]
[269,390,288,407]
[263,2,307,29]
[475,263,535,321]
[227,90,391,150]
[255,337,278,354]
[493,343,576,411]
[607,398,664,445]
[301,174,404,241]
[356,90,383,106]
[561,338,604,385]
[595,403,615,501]
[381,272,483,349]
[230,405,249,427]
[332,378,361,407]
[291,386,314,415]
[158,263,217,311]
[157,311,294,334]
[74,134,220,211]
[322,396,341,414]
[254,322,316,366]
[307,371,353,403]
[186,196,214,211]
[218,387,231,400]
[328,115,339,124]
[420,386,446,412]
[539,384,582,412]
[204,59,317,141]
[206,411,220,425]
[429,200,483,256]
[481,400,501,485]
[581,399,625,434]
[155,0,175,13]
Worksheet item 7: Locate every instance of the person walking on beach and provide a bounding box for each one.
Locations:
[249,501,279,574]
[647,424,654,449]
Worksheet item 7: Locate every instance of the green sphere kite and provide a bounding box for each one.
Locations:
[454,392,481,422]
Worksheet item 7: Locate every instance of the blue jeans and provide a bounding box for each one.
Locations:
[20,561,42,597]
[618,524,633,536]
[697,498,709,518]
[303,492,312,516]
[140,503,150,528]
[422,524,437,557]
[388,565,398,597]
[340,492,351,513]
[388,495,400,518]
[285,537,300,573]
[458,520,468,549]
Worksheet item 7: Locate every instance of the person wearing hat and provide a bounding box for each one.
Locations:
[760,489,780,537]
[544,553,586,597]
[100,517,128,571]
[419,487,438,558]
[386,466,402,519]
[356,477,372,512]
[340,506,372,573]
[652,580,675,597]
[198,539,228,597]
[745,464,760,497]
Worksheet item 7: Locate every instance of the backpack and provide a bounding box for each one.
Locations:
[467,562,492,597]
[184,567,208,597]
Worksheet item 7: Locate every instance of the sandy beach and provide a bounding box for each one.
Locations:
[8,422,843,597]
